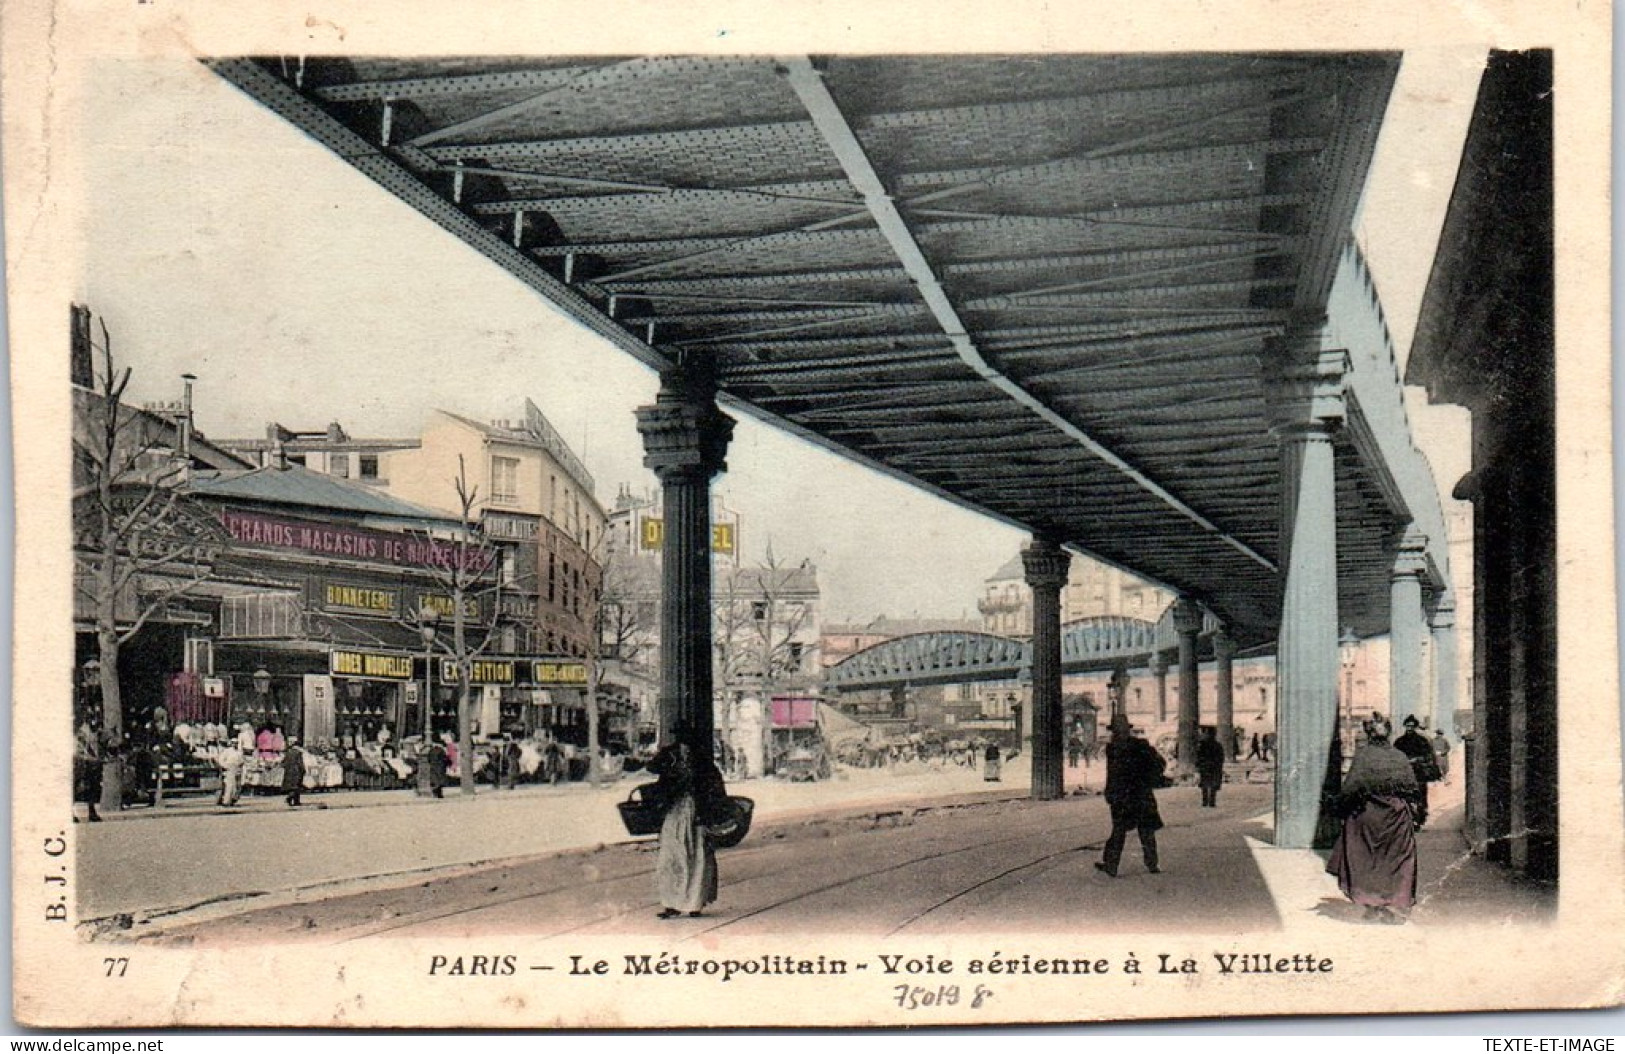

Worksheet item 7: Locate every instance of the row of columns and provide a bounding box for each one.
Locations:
[636,345,1454,855]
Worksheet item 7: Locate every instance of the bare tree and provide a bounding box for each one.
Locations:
[72,313,220,809]
[407,455,502,796]
[741,547,819,699]
[712,548,819,775]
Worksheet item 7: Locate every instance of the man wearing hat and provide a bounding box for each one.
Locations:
[1096,714,1168,877]
[1393,715,1441,829]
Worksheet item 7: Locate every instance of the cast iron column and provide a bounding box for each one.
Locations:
[1389,525,1429,726]
[1214,627,1236,762]
[1108,664,1131,723]
[1022,537,1070,800]
[1430,595,1458,739]
[635,361,735,762]
[1270,345,1347,849]
[1173,597,1203,772]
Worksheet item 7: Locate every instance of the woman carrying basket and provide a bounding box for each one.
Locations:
[647,730,730,919]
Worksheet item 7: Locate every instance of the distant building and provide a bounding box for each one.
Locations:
[604,485,820,755]
[212,421,417,486]
[976,553,1173,637]
[208,396,626,749]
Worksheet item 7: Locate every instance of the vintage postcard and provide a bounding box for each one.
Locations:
[4,0,1620,1030]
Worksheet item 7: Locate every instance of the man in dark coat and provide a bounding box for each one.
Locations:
[1096,716,1167,877]
[1393,715,1440,829]
[283,735,306,807]
[1195,726,1226,808]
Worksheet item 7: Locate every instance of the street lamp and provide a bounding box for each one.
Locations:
[417,607,440,797]
[79,658,102,726]
[1339,628,1358,758]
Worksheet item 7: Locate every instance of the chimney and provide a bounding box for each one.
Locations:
[180,373,197,459]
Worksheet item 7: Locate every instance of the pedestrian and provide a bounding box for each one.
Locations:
[73,711,104,823]
[1095,716,1167,877]
[1430,729,1452,783]
[1195,726,1226,808]
[1246,731,1263,761]
[1326,716,1419,923]
[647,729,729,919]
[282,735,306,807]
[425,737,449,798]
[983,741,1002,782]
[216,732,245,807]
[502,735,522,790]
[1393,715,1441,828]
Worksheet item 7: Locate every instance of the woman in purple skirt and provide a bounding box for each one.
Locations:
[1327,716,1420,923]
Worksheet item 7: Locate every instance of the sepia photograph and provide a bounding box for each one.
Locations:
[3,0,1620,1030]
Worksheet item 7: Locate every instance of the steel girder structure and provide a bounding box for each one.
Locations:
[207,53,1449,649]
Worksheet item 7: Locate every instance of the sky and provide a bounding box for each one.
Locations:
[77,50,1483,624]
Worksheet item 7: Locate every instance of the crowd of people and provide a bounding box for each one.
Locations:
[71,703,619,817]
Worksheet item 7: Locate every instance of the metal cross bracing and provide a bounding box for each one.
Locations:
[823,612,1221,692]
[210,52,1452,650]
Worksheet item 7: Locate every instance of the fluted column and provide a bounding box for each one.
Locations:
[1151,653,1168,723]
[1214,628,1236,761]
[1430,595,1458,740]
[1270,345,1347,849]
[1389,525,1429,727]
[635,362,735,763]
[1173,597,1203,771]
[1022,537,1070,800]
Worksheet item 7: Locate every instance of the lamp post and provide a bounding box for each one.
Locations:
[80,658,102,711]
[417,608,440,797]
[251,667,271,720]
[1339,628,1358,760]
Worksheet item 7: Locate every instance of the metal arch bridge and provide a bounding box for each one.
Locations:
[824,610,1222,691]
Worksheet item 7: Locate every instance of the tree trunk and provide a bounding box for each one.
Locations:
[96,608,125,812]
[457,675,475,795]
[455,614,475,796]
[586,661,601,785]
[97,631,125,812]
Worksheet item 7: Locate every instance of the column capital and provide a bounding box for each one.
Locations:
[1267,346,1350,436]
[1429,594,1457,629]
[1150,652,1168,676]
[636,387,735,482]
[1392,524,1430,581]
[1213,627,1237,661]
[1020,537,1071,591]
[1172,596,1204,635]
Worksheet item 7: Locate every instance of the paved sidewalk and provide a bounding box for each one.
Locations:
[83,758,1548,937]
[77,756,1047,921]
[1247,771,1554,929]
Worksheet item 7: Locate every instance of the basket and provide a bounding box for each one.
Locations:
[616,783,665,837]
[707,796,755,849]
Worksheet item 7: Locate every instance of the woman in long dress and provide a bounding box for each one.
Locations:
[648,738,726,919]
[1327,716,1421,923]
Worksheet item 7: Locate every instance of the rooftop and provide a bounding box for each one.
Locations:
[188,463,459,526]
